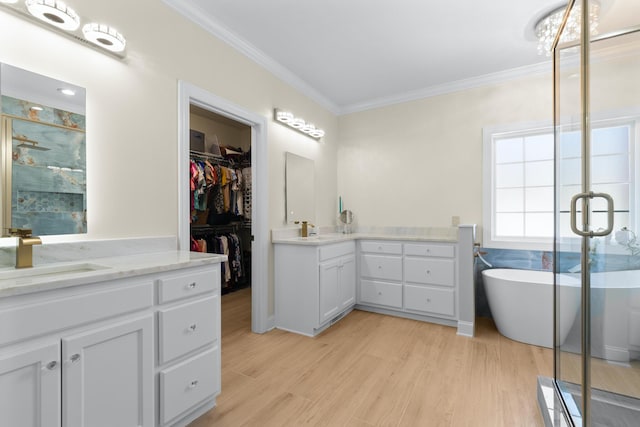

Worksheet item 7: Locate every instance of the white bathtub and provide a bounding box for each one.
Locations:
[482,269,581,348]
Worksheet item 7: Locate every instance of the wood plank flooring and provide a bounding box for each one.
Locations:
[189,288,553,427]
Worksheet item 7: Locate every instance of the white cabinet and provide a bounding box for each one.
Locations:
[275,241,356,336]
[62,315,153,427]
[319,254,355,324]
[0,262,221,427]
[357,240,458,325]
[0,341,60,427]
[156,266,221,427]
[358,241,403,309]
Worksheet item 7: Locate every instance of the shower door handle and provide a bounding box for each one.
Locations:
[570,191,614,237]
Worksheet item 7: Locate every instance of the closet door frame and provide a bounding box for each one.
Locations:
[177,81,270,334]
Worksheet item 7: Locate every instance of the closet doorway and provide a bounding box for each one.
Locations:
[177,81,269,334]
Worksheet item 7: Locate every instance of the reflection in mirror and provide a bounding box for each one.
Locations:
[285,152,315,224]
[1,63,86,236]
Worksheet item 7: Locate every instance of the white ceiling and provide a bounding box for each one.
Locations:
[163,0,637,114]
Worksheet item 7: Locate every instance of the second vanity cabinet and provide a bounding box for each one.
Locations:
[0,262,221,427]
[357,240,458,325]
[275,241,356,336]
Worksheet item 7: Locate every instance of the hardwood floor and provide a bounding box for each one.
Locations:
[189,288,552,427]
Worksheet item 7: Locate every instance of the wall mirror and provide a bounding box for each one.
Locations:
[1,63,86,236]
[285,152,315,224]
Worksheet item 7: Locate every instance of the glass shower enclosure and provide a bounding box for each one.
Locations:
[546,0,640,425]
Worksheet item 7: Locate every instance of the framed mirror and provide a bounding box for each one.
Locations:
[285,152,315,224]
[1,63,86,236]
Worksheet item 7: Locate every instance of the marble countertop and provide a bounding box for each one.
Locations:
[0,250,226,298]
[271,232,458,246]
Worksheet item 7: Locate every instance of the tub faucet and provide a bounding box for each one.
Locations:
[6,228,41,268]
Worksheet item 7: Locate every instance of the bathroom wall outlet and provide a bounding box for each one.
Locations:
[451,216,460,226]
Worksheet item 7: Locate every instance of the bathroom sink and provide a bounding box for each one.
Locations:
[303,234,345,241]
[0,263,110,280]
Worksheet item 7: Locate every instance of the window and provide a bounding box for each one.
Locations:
[483,118,637,250]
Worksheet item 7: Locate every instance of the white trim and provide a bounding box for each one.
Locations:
[161,0,557,116]
[162,0,338,115]
[341,61,553,115]
[177,81,270,334]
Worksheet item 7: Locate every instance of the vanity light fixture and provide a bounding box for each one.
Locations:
[535,2,600,56]
[0,0,127,58]
[25,0,80,31]
[82,23,126,53]
[274,108,325,141]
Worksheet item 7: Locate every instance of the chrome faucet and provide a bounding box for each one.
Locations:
[6,228,41,268]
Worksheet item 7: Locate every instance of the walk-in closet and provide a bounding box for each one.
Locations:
[188,105,252,306]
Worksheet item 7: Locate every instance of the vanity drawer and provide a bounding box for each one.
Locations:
[360,254,402,281]
[404,243,455,258]
[0,281,153,347]
[359,241,402,255]
[359,279,402,308]
[404,257,454,286]
[160,346,219,424]
[404,285,455,317]
[319,241,356,262]
[158,296,218,364]
[158,267,219,303]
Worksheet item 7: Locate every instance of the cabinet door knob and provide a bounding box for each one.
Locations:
[426,298,431,303]
[426,270,431,274]
[186,282,197,290]
[70,354,81,363]
[45,361,58,370]
[187,324,197,333]
[378,291,382,296]
[189,380,199,389]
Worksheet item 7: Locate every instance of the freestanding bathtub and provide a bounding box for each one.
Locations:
[482,268,580,348]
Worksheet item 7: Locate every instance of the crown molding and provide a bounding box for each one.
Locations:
[162,0,559,117]
[161,0,340,114]
[339,61,553,115]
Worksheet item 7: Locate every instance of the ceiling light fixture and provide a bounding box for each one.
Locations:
[535,2,600,56]
[82,23,126,53]
[25,0,80,31]
[274,108,325,141]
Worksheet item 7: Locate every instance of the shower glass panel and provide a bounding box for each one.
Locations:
[553,1,640,425]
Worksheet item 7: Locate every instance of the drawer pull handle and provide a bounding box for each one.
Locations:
[377,265,382,269]
[186,282,197,290]
[189,380,199,389]
[378,246,382,250]
[187,324,197,333]
[70,354,81,363]
[45,361,58,370]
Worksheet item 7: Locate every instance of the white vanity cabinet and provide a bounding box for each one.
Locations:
[358,241,403,309]
[0,279,155,427]
[63,315,154,427]
[0,341,60,427]
[403,243,456,318]
[156,267,221,427]
[0,261,221,427]
[357,240,458,326]
[275,241,356,336]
